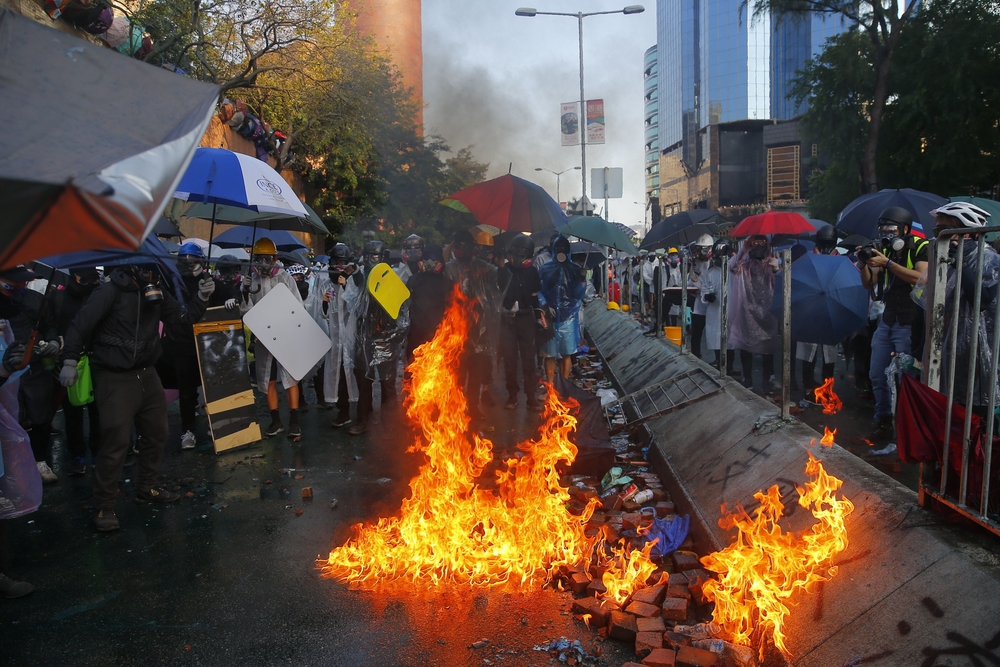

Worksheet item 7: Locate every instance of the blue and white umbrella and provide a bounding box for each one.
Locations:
[174,148,308,218]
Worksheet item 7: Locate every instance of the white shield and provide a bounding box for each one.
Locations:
[243,283,331,382]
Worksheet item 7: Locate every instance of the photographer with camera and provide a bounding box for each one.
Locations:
[857,207,928,441]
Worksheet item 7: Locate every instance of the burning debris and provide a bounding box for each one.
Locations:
[813,378,843,414]
[820,426,837,447]
[321,286,854,666]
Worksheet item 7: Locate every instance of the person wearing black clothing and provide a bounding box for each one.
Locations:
[405,243,453,357]
[0,266,60,484]
[49,268,102,476]
[169,243,238,451]
[499,236,542,411]
[857,207,929,440]
[60,265,213,532]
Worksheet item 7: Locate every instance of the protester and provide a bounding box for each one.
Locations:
[796,227,842,398]
[538,235,586,383]
[701,240,734,373]
[396,234,424,285]
[288,262,324,410]
[857,207,928,441]
[641,250,657,317]
[49,267,102,474]
[689,234,714,358]
[658,247,684,326]
[445,230,501,420]
[170,242,238,449]
[498,235,542,411]
[406,243,453,358]
[60,262,213,531]
[307,243,359,428]
[0,266,60,483]
[729,235,780,393]
[350,240,408,435]
[241,237,303,440]
[931,202,998,412]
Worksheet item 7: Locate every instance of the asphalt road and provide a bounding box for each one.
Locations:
[2,386,635,667]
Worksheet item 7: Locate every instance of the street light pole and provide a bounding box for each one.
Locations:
[535,166,581,207]
[517,5,645,216]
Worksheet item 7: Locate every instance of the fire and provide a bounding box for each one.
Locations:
[599,541,659,605]
[700,453,854,658]
[322,286,601,588]
[813,377,842,414]
[820,426,836,447]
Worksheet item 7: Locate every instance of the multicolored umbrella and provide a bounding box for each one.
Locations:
[731,210,814,237]
[440,174,568,233]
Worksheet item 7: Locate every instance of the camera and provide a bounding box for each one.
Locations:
[857,244,878,263]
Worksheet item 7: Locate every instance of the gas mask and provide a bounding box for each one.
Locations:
[130,266,162,303]
[509,248,533,268]
[253,255,280,278]
[878,226,906,255]
[667,254,680,268]
[748,239,770,260]
[363,252,383,271]
[178,256,204,277]
[419,258,443,274]
[0,280,26,300]
[451,242,471,261]
[694,246,711,261]
[217,268,241,285]
[401,241,424,265]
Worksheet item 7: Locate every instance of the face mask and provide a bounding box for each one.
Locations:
[296,280,309,299]
[419,259,443,274]
[668,256,679,267]
[555,252,568,263]
[401,247,423,264]
[253,258,280,277]
[749,245,769,260]
[0,281,25,299]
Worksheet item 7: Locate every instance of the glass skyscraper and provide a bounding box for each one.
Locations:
[656,0,846,163]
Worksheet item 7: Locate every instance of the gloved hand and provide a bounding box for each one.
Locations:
[198,277,216,302]
[1,343,25,375]
[224,298,238,310]
[704,293,717,303]
[242,274,253,288]
[59,358,78,387]
[38,340,61,357]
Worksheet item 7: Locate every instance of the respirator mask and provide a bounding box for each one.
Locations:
[253,255,280,278]
[878,225,906,254]
[131,266,163,303]
[748,238,770,260]
[419,258,443,274]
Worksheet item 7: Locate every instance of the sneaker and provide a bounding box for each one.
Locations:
[36,461,58,484]
[503,398,517,410]
[868,418,895,442]
[264,420,284,437]
[299,404,309,414]
[0,573,34,598]
[348,421,368,436]
[180,430,197,450]
[69,457,87,477]
[94,509,120,532]
[287,425,302,442]
[134,487,181,505]
[331,411,351,428]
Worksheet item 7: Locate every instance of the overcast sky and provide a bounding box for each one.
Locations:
[422,0,657,234]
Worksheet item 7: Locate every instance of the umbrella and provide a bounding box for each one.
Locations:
[650,221,722,249]
[731,210,814,237]
[184,238,227,260]
[560,216,638,254]
[277,250,311,267]
[641,210,728,251]
[214,227,307,252]
[772,238,815,262]
[314,255,330,265]
[837,233,870,251]
[440,174,568,233]
[571,242,605,269]
[836,188,946,239]
[161,239,181,253]
[771,253,869,346]
[154,216,183,238]
[0,10,219,269]
[611,221,638,239]
[167,199,329,235]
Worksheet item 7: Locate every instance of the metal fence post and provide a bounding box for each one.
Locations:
[719,256,729,379]
[959,236,987,506]
[680,253,689,352]
[655,262,663,338]
[781,248,792,420]
[941,237,965,496]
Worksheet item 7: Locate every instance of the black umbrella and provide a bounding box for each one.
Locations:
[571,242,604,269]
[154,216,183,238]
[836,188,946,239]
[641,210,729,251]
[837,233,870,250]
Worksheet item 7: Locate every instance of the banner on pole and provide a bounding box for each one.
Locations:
[560,102,580,146]
[586,99,605,145]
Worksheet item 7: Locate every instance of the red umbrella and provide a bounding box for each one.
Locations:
[730,210,813,237]
[440,174,568,233]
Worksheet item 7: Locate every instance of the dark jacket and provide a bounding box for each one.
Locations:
[168,274,235,357]
[4,288,58,371]
[63,269,208,372]
[50,281,98,338]
[406,270,454,352]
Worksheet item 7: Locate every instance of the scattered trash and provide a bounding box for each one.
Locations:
[250,453,264,459]
[532,637,601,665]
[294,508,304,516]
[470,638,489,649]
[301,487,313,499]
[210,502,227,511]
[184,492,194,499]
[353,455,362,461]
[375,477,391,484]
[330,498,339,509]
[294,474,305,480]
[870,442,897,456]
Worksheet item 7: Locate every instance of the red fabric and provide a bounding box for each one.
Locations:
[607,281,620,302]
[441,175,516,231]
[897,373,982,471]
[731,210,814,237]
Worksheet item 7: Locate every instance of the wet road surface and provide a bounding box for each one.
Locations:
[3,386,635,667]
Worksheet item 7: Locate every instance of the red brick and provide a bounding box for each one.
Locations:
[667,583,691,599]
[631,584,666,606]
[570,571,591,595]
[635,631,663,658]
[623,500,642,512]
[669,571,689,585]
[650,488,667,502]
[671,550,702,572]
[661,596,689,621]
[301,487,312,499]
[602,494,624,511]
[676,645,719,667]
[687,571,713,605]
[625,600,660,618]
[572,596,614,627]
[622,663,646,667]
[636,616,667,633]
[642,648,677,667]
[587,578,607,597]
[622,512,643,531]
[609,611,638,642]
[664,631,692,649]
[655,501,675,517]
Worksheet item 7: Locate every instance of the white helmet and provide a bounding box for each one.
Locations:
[930,201,991,228]
[695,234,714,248]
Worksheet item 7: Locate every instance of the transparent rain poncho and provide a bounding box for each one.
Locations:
[941,239,1000,407]
[444,257,503,356]
[728,243,778,354]
[306,273,361,402]
[351,270,409,380]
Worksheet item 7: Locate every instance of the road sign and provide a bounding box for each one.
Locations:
[591,167,623,199]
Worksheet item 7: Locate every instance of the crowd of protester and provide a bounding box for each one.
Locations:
[0,229,594,597]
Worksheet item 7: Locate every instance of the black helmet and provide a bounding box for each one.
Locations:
[331,243,352,263]
[815,225,837,245]
[216,254,240,269]
[362,240,387,270]
[878,206,913,231]
[508,234,535,266]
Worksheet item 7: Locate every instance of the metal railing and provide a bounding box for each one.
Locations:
[920,227,1000,536]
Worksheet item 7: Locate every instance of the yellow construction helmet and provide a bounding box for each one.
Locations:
[252,237,277,256]
[606,301,621,311]
[470,227,494,246]
[622,304,630,312]
[668,247,679,254]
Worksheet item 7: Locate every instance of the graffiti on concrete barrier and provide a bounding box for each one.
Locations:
[706,442,773,493]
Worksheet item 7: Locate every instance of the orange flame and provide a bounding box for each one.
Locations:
[813,378,842,415]
[700,453,854,658]
[820,426,836,447]
[322,286,605,588]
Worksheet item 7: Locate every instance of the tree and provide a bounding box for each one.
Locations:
[754,0,919,193]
